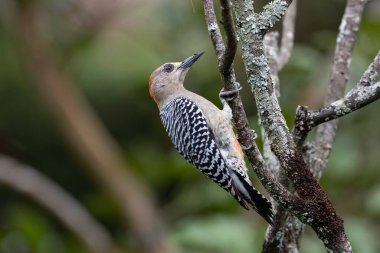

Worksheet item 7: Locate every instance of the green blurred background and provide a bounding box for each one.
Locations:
[0,0,379,252]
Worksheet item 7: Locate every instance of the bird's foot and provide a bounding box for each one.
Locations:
[219,83,242,102]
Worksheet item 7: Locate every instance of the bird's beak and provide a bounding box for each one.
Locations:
[177,52,204,70]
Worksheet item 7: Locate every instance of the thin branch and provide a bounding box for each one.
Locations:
[326,0,366,105]
[233,0,352,251]
[311,0,367,178]
[203,0,255,154]
[293,49,378,148]
[277,0,297,70]
[292,105,310,146]
[15,2,168,253]
[203,0,225,62]
[0,155,119,253]
[220,0,238,74]
[309,81,379,126]
[359,50,380,85]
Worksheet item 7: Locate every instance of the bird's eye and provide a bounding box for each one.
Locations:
[163,64,174,73]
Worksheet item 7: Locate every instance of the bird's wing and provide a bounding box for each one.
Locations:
[160,97,233,191]
[160,97,273,223]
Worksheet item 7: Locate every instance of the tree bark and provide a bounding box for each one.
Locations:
[203,0,379,252]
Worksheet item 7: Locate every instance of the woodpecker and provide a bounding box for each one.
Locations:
[149,52,273,224]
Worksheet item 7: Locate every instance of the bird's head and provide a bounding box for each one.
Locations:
[149,52,204,106]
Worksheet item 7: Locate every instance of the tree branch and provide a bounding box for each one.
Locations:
[311,82,380,123]
[264,32,281,99]
[258,0,293,32]
[202,0,258,157]
[0,155,119,253]
[285,1,369,251]
[203,0,226,63]
[262,30,302,253]
[276,50,378,253]
[311,0,368,178]
[233,0,352,251]
[277,0,297,70]
[220,0,238,74]
[294,51,380,146]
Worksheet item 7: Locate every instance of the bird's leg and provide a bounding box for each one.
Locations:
[221,99,233,120]
[219,83,242,120]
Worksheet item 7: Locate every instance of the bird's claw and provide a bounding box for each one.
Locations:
[219,84,242,102]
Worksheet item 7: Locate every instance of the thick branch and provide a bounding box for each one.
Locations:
[262,31,301,253]
[15,2,167,253]
[233,0,352,251]
[263,32,301,253]
[0,155,118,253]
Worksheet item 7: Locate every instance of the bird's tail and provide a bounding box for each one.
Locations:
[231,172,274,225]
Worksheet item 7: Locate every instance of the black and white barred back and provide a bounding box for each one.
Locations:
[160,97,232,190]
[160,97,273,224]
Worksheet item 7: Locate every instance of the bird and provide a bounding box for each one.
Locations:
[149,52,273,224]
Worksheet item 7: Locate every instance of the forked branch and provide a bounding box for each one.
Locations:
[294,51,380,146]
[234,0,351,251]
[203,0,374,252]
